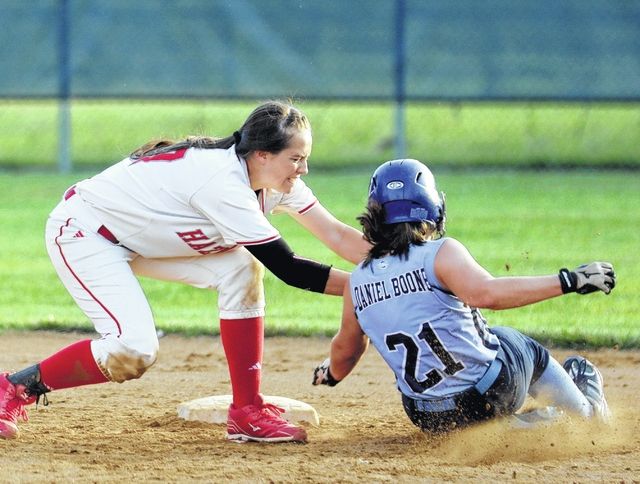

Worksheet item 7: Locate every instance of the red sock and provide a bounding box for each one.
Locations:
[39,339,109,390]
[220,317,264,408]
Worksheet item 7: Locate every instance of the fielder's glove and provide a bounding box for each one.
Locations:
[312,358,341,386]
[558,262,616,295]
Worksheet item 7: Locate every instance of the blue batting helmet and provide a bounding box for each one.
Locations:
[368,159,445,225]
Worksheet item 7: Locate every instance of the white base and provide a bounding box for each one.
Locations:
[177,395,320,426]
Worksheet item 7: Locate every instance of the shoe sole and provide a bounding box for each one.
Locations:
[564,356,611,422]
[226,432,307,443]
[590,364,612,422]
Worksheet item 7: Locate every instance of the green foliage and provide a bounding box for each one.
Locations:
[406,103,640,167]
[0,170,638,347]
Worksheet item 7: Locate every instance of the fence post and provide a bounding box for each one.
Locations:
[57,0,71,173]
[393,0,407,159]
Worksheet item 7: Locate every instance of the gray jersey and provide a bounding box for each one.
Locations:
[350,237,500,400]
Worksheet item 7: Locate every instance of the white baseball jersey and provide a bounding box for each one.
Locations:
[350,238,500,400]
[45,144,319,369]
[70,145,317,258]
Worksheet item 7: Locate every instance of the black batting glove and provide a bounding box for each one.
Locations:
[559,262,616,295]
[312,358,341,386]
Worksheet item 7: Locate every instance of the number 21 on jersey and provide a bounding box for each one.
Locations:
[385,321,465,393]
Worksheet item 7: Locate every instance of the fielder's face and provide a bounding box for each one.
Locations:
[262,129,312,193]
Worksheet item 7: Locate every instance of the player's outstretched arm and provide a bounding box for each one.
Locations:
[292,203,370,264]
[435,238,616,310]
[322,267,351,296]
[246,237,350,295]
[313,281,368,386]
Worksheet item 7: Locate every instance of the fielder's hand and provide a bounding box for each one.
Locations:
[559,262,616,295]
[312,358,341,386]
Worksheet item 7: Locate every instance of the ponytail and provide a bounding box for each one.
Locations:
[129,99,310,160]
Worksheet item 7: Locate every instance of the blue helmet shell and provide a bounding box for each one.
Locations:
[368,159,444,225]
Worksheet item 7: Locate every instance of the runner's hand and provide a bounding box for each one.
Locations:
[559,262,616,295]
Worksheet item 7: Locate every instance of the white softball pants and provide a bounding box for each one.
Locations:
[45,200,265,382]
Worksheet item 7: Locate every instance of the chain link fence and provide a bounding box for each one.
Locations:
[1,0,639,171]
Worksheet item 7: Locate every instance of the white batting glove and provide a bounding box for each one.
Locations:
[559,262,616,295]
[312,358,341,386]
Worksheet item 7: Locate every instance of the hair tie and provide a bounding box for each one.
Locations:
[233,131,241,144]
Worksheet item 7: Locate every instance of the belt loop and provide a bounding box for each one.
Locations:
[414,397,457,412]
[62,186,120,245]
[64,186,77,200]
[97,225,120,245]
[474,357,503,395]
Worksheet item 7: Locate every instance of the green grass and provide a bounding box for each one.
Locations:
[0,100,638,169]
[0,170,638,347]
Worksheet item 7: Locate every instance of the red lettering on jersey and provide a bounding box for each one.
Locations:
[176,229,234,255]
[188,241,217,251]
[177,229,209,242]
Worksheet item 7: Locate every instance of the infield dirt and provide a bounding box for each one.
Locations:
[1,331,639,483]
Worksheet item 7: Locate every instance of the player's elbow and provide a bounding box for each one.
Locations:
[462,288,504,310]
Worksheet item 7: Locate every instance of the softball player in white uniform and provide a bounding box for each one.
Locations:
[313,159,615,433]
[0,101,369,443]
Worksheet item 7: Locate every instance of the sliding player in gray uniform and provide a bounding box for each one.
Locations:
[0,101,369,443]
[313,159,615,433]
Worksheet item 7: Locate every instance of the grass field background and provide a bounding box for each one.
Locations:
[0,169,638,348]
[1,100,639,169]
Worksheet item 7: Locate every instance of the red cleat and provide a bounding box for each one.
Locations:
[226,394,307,443]
[0,373,35,439]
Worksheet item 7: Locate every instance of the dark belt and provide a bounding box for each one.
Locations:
[412,356,504,413]
[63,187,120,245]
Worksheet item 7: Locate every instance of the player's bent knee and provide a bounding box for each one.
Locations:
[92,337,158,383]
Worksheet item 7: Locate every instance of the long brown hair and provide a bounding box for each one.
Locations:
[130,100,311,159]
[358,200,438,267]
